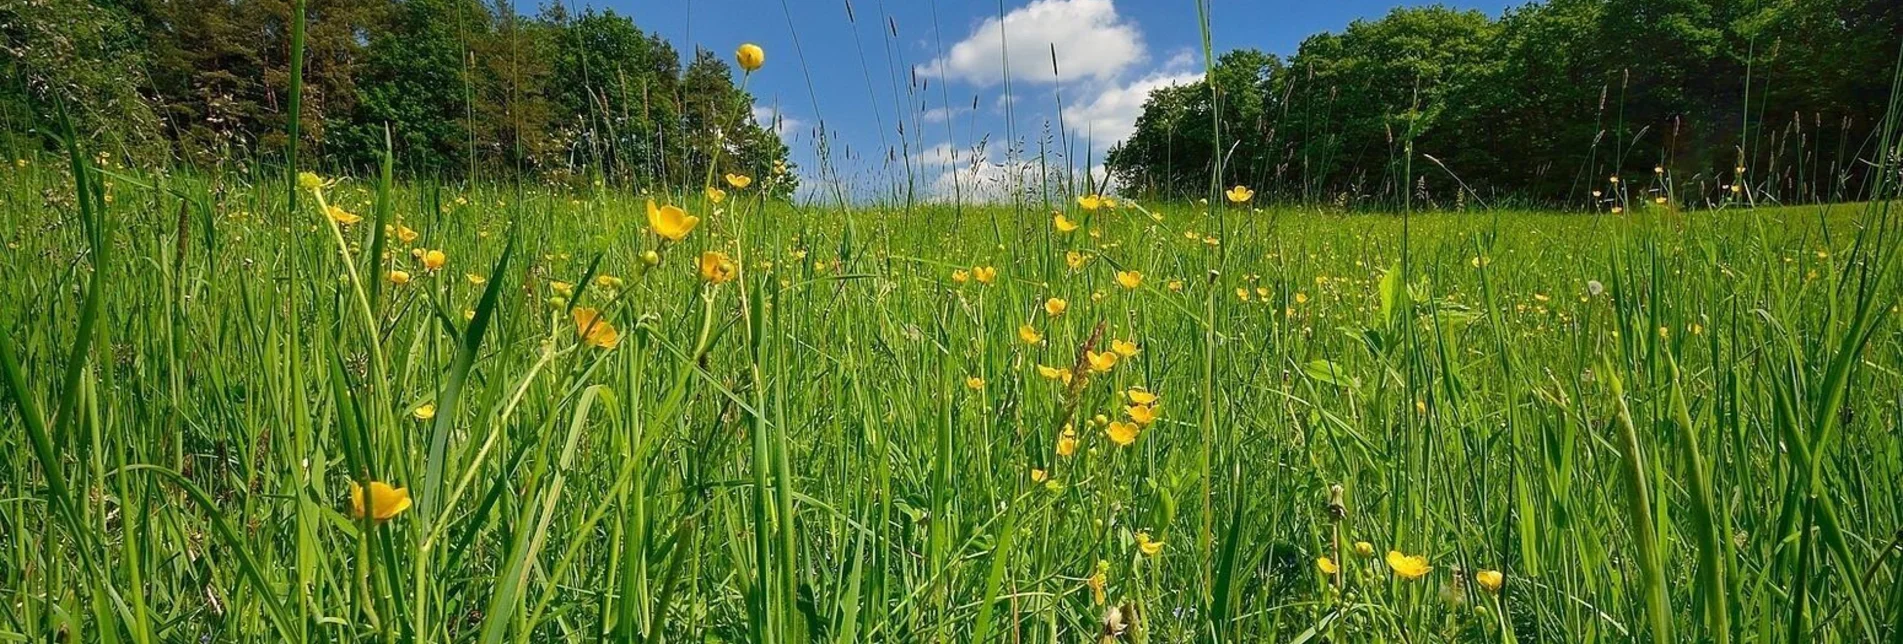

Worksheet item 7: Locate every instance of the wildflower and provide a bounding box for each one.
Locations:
[1126,387,1158,405]
[1294,292,1309,304]
[1235,288,1250,302]
[1354,541,1375,557]
[1387,550,1432,580]
[726,173,753,189]
[973,266,997,284]
[1054,213,1080,233]
[348,481,413,521]
[1077,194,1103,211]
[1106,421,1139,446]
[1030,468,1048,483]
[1125,403,1158,425]
[1066,251,1088,270]
[735,43,765,72]
[1475,569,1504,593]
[551,281,575,297]
[1224,185,1254,204]
[327,205,363,226]
[388,270,412,285]
[1036,364,1072,384]
[1087,561,1108,604]
[1115,270,1142,290]
[1609,176,1620,184]
[705,186,727,204]
[572,307,622,349]
[1110,339,1138,357]
[699,251,738,284]
[1134,531,1164,556]
[965,376,985,390]
[421,249,447,271]
[1612,206,1624,214]
[394,224,419,243]
[412,403,436,421]
[641,250,661,265]
[1654,165,1665,174]
[647,199,700,241]
[1167,280,1184,292]
[1018,324,1044,344]
[1056,426,1079,456]
[1044,297,1067,317]
[595,275,624,290]
[951,269,971,283]
[1086,350,1118,373]
[1317,556,1339,575]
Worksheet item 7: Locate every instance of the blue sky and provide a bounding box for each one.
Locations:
[588,0,1508,200]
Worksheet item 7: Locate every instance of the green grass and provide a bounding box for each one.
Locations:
[2,152,1901,642]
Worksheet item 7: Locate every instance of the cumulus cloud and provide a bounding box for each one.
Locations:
[917,0,1144,87]
[1062,69,1202,151]
[752,105,805,138]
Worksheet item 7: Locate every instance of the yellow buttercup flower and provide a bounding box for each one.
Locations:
[1134,531,1163,556]
[1086,350,1118,373]
[421,249,447,271]
[412,403,436,421]
[1225,185,1254,204]
[1125,403,1158,425]
[951,269,971,283]
[1475,569,1504,593]
[1115,270,1142,290]
[736,43,766,72]
[1056,426,1078,456]
[699,251,738,284]
[1087,561,1108,604]
[550,281,575,297]
[327,205,363,225]
[1110,339,1138,357]
[1106,421,1139,446]
[1036,364,1070,382]
[1354,541,1375,557]
[1065,251,1089,270]
[1386,550,1432,580]
[348,481,413,521]
[388,270,411,285]
[705,186,727,204]
[973,266,997,284]
[1317,556,1339,575]
[1125,387,1158,405]
[297,171,325,191]
[1043,298,1067,317]
[1054,213,1080,233]
[394,224,419,243]
[725,173,753,189]
[595,274,624,290]
[1030,467,1048,483]
[965,376,985,390]
[1167,279,1184,292]
[1018,324,1043,344]
[573,307,621,349]
[1076,194,1103,211]
[646,199,700,241]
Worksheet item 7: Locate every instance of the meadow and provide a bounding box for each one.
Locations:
[2,139,1901,643]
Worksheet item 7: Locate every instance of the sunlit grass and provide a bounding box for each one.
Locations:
[3,139,1900,642]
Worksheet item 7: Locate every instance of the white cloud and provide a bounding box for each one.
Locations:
[1062,70,1202,152]
[917,0,1144,87]
[752,105,805,138]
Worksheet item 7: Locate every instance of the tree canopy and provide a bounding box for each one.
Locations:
[1106,0,1903,207]
[1,0,794,194]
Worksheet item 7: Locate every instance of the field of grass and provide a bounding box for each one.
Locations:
[2,150,1901,643]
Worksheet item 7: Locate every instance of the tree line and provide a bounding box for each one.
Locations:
[1,0,795,195]
[1106,0,1903,208]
